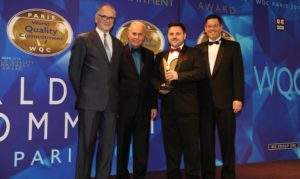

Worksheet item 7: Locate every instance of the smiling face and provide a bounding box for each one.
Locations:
[205,18,223,41]
[127,21,145,48]
[95,5,116,33]
[167,26,186,48]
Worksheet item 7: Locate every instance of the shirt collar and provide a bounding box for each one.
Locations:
[170,43,184,50]
[129,43,141,49]
[95,27,110,39]
[208,36,221,42]
[129,44,142,52]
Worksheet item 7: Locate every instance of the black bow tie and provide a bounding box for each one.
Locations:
[208,40,220,45]
[131,47,141,53]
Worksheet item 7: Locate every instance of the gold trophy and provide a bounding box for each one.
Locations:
[160,57,178,90]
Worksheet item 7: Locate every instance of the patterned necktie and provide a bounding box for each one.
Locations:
[103,33,111,61]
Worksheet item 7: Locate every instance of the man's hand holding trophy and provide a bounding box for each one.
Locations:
[159,57,178,94]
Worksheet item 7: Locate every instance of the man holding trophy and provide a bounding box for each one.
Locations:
[152,22,206,179]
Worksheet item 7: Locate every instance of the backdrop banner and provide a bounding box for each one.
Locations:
[0,0,299,178]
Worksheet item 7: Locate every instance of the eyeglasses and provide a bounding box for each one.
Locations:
[98,14,115,21]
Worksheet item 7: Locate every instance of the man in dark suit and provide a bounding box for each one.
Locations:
[152,22,205,179]
[195,14,244,179]
[116,21,157,179]
[68,4,123,179]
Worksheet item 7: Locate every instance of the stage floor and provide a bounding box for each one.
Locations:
[110,159,300,179]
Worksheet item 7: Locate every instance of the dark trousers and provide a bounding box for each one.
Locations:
[75,108,116,179]
[161,113,201,179]
[199,108,236,179]
[116,114,150,179]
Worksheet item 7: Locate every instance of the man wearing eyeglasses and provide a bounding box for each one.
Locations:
[69,4,123,179]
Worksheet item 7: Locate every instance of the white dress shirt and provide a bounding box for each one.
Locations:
[167,44,184,69]
[208,37,221,74]
[96,27,113,57]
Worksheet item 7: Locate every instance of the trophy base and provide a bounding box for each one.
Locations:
[159,85,174,91]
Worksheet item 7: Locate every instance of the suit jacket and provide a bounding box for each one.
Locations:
[152,45,206,115]
[69,29,124,112]
[195,38,244,109]
[119,45,157,116]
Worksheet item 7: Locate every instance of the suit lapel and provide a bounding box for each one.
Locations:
[140,47,146,76]
[203,42,212,77]
[111,36,120,64]
[124,45,140,76]
[90,30,110,63]
[211,39,225,76]
[175,46,186,72]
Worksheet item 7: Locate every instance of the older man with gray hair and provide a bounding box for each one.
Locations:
[69,4,124,179]
[117,20,158,179]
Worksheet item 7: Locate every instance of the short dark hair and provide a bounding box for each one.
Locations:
[205,14,223,25]
[167,22,186,33]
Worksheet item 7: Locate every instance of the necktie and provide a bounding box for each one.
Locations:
[103,33,111,61]
[131,47,141,53]
[169,47,181,53]
[131,47,141,75]
[208,40,220,46]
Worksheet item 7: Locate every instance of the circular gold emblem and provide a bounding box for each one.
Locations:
[116,20,165,55]
[7,9,73,57]
[197,30,235,44]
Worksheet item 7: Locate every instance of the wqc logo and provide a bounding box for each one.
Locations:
[254,66,300,101]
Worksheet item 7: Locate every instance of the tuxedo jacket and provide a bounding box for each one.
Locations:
[69,29,124,112]
[195,38,244,109]
[118,45,157,116]
[152,45,206,115]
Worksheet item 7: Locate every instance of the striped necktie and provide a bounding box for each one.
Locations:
[103,33,111,61]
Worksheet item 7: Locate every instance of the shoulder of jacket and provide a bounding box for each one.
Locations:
[112,36,124,46]
[77,31,92,38]
[223,38,240,46]
[156,51,165,58]
[195,42,206,48]
[142,46,154,55]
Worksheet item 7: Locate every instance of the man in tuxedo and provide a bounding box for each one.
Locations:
[152,22,205,179]
[68,4,123,179]
[195,14,244,179]
[117,20,157,179]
